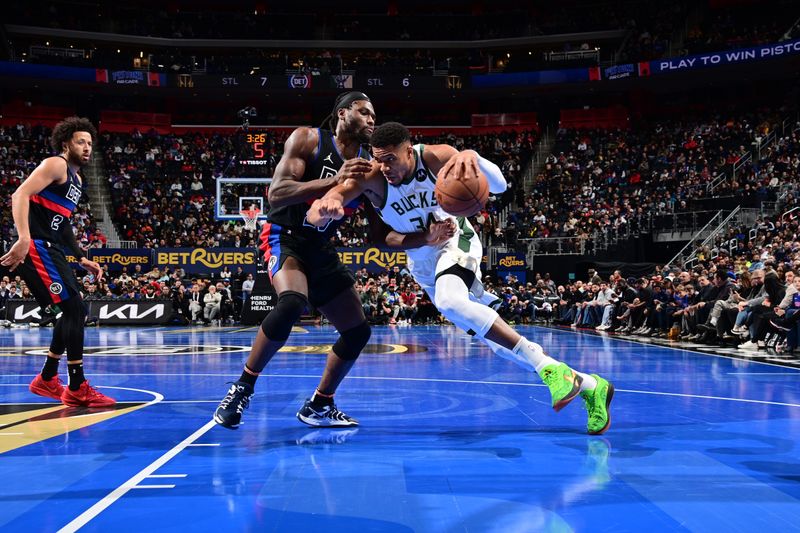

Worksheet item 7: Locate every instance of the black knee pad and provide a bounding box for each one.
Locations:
[260,291,308,342]
[332,322,371,361]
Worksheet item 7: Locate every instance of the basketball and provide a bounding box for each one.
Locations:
[434,160,489,217]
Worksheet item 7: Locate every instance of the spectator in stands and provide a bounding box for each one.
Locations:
[188,283,203,322]
[382,282,402,325]
[361,283,381,323]
[241,273,255,303]
[399,282,418,324]
[216,281,234,325]
[203,284,222,325]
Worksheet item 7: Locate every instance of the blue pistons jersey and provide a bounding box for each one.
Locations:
[266,128,368,241]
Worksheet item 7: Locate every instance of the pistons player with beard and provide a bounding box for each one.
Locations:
[1,117,113,407]
[214,92,377,429]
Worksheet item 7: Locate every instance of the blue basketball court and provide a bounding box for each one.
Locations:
[1,324,799,532]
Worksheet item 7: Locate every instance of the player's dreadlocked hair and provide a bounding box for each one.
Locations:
[321,91,371,130]
[50,116,98,153]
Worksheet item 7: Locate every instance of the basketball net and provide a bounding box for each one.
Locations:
[240,208,261,231]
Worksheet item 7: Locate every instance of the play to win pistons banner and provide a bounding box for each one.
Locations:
[648,38,800,75]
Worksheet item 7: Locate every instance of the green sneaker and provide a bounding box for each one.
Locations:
[580,374,614,435]
[540,363,583,411]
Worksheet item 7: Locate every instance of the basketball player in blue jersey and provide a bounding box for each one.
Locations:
[214,92,376,429]
[1,117,114,407]
[307,122,613,435]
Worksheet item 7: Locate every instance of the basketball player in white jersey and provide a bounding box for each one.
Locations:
[307,122,613,434]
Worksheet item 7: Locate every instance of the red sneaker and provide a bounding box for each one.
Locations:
[61,381,116,408]
[29,374,65,401]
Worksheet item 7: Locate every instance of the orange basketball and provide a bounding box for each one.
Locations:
[434,160,489,217]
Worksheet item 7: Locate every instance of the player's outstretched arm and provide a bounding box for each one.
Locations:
[383,219,457,250]
[360,204,454,250]
[306,165,383,227]
[267,127,372,208]
[0,157,63,271]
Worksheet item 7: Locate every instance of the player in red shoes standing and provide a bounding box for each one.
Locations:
[1,117,114,408]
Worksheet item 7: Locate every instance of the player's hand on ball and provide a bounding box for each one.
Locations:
[434,150,488,217]
[308,198,344,226]
[334,158,373,184]
[438,150,479,184]
[425,219,457,245]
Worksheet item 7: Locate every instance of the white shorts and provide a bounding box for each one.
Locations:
[407,229,483,292]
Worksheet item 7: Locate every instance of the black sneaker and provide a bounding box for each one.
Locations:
[213,381,254,429]
[296,399,359,427]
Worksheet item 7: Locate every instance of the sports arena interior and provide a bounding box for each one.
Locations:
[2,1,800,531]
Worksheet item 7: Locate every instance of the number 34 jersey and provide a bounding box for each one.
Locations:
[375,144,477,265]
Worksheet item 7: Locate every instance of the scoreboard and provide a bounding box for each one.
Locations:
[172,73,462,91]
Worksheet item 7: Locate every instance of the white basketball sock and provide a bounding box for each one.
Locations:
[576,372,597,391]
[512,337,557,373]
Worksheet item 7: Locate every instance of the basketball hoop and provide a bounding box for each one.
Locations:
[240,208,261,231]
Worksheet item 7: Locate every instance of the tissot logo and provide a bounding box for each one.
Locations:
[99,303,165,320]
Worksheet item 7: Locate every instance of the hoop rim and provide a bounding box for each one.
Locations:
[240,208,261,229]
[239,208,261,220]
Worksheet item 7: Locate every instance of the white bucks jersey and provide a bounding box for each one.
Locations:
[376,144,478,269]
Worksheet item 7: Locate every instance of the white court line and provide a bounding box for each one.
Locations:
[0,432,24,435]
[130,484,175,489]
[186,443,220,447]
[154,389,800,409]
[728,372,800,375]
[545,325,800,370]
[4,375,800,411]
[146,474,187,478]
[0,385,164,404]
[57,419,216,533]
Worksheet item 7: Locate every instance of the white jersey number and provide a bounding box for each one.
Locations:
[50,214,64,231]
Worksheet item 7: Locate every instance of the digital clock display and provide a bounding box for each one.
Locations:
[238,130,276,176]
[244,133,267,145]
[241,131,269,161]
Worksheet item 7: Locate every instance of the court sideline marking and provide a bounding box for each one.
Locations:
[543,325,800,370]
[5,374,799,409]
[57,419,216,533]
